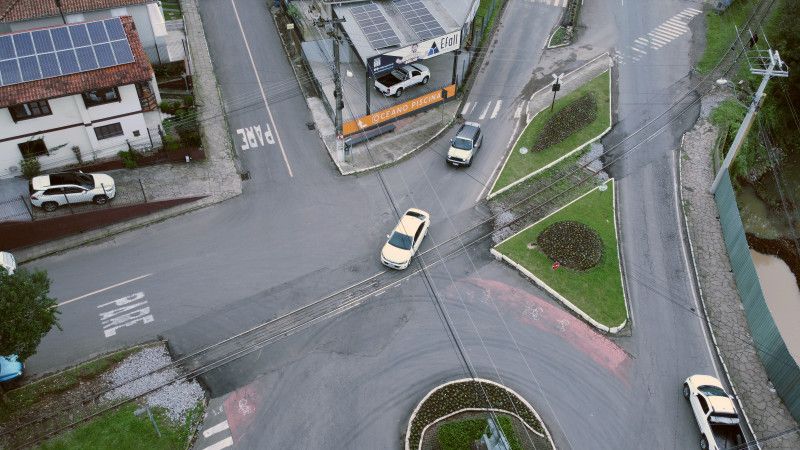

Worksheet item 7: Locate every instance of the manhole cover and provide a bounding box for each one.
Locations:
[240,171,251,180]
[306,121,315,130]
[519,147,529,154]
[598,183,608,191]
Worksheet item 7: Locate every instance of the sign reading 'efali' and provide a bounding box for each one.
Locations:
[343,84,456,136]
[368,30,461,77]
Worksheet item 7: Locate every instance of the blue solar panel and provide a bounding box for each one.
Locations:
[75,46,97,71]
[19,56,40,81]
[87,21,108,44]
[38,53,60,77]
[111,40,134,64]
[57,50,79,74]
[32,30,54,53]
[94,43,115,67]
[13,33,34,56]
[51,28,72,50]
[0,60,21,84]
[0,18,133,87]
[0,36,13,59]
[68,24,90,47]
[104,19,125,40]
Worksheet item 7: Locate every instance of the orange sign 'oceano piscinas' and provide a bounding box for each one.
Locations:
[343,84,456,136]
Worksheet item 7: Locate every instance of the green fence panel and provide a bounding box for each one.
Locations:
[714,171,800,421]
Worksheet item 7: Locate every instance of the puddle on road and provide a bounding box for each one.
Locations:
[751,250,800,363]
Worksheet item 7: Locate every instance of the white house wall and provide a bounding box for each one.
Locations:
[0,84,152,179]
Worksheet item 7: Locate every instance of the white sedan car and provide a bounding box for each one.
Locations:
[683,374,743,450]
[381,208,431,270]
[29,171,116,212]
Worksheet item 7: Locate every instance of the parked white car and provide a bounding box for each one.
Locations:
[683,374,744,450]
[380,208,431,270]
[0,251,16,275]
[374,64,430,97]
[29,171,116,212]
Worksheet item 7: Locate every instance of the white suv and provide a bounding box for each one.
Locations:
[29,171,116,212]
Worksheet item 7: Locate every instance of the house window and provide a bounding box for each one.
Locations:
[9,100,52,122]
[94,122,124,140]
[18,139,48,158]
[82,87,120,107]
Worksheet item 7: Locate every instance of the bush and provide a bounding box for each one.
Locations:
[533,93,597,152]
[118,150,140,169]
[159,100,182,115]
[163,134,180,152]
[182,94,194,108]
[20,157,41,179]
[536,220,603,270]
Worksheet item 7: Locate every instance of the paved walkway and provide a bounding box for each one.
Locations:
[680,94,800,449]
[12,0,241,263]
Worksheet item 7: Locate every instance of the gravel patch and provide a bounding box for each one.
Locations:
[103,345,205,422]
[578,142,608,182]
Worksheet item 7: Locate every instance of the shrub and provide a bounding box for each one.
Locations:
[182,94,195,107]
[118,150,140,169]
[533,93,597,152]
[286,3,301,20]
[20,157,41,179]
[536,220,603,270]
[163,134,181,152]
[159,100,182,115]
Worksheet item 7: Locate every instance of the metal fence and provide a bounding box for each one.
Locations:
[0,177,153,223]
[714,170,800,422]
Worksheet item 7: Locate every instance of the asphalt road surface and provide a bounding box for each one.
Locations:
[20,0,731,448]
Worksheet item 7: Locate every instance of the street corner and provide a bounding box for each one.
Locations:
[461,276,632,383]
[193,378,265,450]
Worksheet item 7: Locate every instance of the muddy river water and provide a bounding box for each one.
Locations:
[751,250,800,363]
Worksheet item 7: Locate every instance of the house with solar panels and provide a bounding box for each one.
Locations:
[0,0,172,64]
[0,16,163,179]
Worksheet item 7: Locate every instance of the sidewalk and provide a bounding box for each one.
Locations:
[680,93,800,449]
[11,0,242,263]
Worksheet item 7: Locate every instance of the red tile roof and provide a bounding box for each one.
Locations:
[0,0,152,23]
[0,16,153,108]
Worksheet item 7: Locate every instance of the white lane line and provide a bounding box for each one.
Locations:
[57,274,152,307]
[685,7,702,14]
[462,101,472,115]
[665,18,690,30]
[230,0,293,177]
[655,26,683,38]
[647,32,672,45]
[630,46,648,55]
[203,421,230,438]
[659,23,687,35]
[490,100,503,119]
[478,102,491,120]
[634,37,649,45]
[203,437,233,450]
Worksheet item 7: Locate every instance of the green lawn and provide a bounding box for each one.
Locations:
[548,26,568,47]
[37,402,202,450]
[475,0,505,48]
[160,0,182,21]
[696,0,758,73]
[495,181,627,328]
[437,416,522,450]
[491,71,611,195]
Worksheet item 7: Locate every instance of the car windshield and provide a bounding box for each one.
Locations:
[452,137,473,150]
[699,385,729,398]
[388,232,413,250]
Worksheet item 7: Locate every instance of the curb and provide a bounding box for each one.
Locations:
[486,56,612,199]
[404,377,555,450]
[491,180,629,334]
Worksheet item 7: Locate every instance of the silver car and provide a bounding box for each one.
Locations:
[29,171,116,212]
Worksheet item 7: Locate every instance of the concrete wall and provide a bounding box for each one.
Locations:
[0,84,151,178]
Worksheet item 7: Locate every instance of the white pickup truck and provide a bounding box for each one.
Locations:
[683,375,745,450]
[374,63,430,97]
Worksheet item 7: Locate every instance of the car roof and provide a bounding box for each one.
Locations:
[457,122,480,140]
[707,395,736,414]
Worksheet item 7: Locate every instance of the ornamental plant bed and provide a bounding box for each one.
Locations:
[494,180,626,328]
[73,147,205,173]
[437,415,523,450]
[492,70,610,195]
[408,380,552,450]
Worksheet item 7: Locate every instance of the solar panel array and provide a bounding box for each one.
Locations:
[394,0,445,40]
[351,3,400,50]
[0,18,134,87]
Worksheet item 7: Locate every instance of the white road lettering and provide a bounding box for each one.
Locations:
[97,292,154,338]
[236,124,275,150]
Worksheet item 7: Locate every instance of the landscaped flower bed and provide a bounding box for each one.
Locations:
[408,380,548,450]
[537,220,603,270]
[533,94,597,152]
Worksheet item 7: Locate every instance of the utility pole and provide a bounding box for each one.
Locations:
[709,46,788,193]
[315,11,347,159]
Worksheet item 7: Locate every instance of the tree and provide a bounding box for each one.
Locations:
[0,268,61,360]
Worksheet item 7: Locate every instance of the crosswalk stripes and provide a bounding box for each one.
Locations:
[200,420,233,450]
[615,6,703,66]
[525,0,568,7]
[490,100,503,119]
[463,99,527,122]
